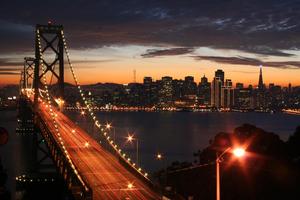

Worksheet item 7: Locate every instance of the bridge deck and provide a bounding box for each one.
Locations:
[38,103,160,200]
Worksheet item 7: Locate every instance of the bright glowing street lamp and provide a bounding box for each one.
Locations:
[216,147,246,200]
[156,152,168,187]
[106,123,111,129]
[156,153,162,160]
[127,183,134,190]
[127,134,139,166]
[232,148,245,157]
[55,98,65,111]
[84,141,90,148]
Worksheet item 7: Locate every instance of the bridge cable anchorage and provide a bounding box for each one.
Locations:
[60,30,150,180]
[36,29,90,192]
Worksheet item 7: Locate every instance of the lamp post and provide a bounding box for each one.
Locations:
[216,147,245,200]
[55,98,64,111]
[127,134,139,166]
[156,152,168,188]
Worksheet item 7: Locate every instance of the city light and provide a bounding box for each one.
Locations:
[84,142,89,147]
[55,98,65,106]
[127,183,134,189]
[156,153,162,160]
[127,134,134,142]
[106,123,111,129]
[233,148,246,158]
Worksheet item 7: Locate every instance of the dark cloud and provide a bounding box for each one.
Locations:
[0,58,23,76]
[0,67,22,71]
[141,47,194,58]
[0,72,20,75]
[193,55,300,69]
[0,58,23,67]
[0,0,300,56]
[193,56,262,66]
[236,46,294,57]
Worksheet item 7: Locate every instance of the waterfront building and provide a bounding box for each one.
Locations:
[215,69,225,84]
[236,82,244,89]
[159,76,173,105]
[221,79,234,108]
[211,77,222,108]
[198,75,211,106]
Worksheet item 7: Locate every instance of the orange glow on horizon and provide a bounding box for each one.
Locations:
[1,57,300,87]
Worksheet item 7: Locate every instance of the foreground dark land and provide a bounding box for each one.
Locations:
[156,124,300,200]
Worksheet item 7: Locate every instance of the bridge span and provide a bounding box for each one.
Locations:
[17,22,165,200]
[22,93,161,200]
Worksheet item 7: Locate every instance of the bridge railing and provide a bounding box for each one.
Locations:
[97,131,168,195]
[35,109,93,200]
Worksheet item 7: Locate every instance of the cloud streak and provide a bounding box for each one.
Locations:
[0,58,23,67]
[193,56,300,69]
[141,47,194,58]
[0,72,20,75]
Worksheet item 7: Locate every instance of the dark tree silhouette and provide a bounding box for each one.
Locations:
[160,124,300,200]
[0,127,10,200]
[287,126,300,164]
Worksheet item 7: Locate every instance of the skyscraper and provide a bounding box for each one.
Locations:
[201,75,208,84]
[183,76,197,96]
[143,77,152,85]
[211,77,222,108]
[143,77,153,105]
[215,69,225,84]
[159,76,173,105]
[198,75,211,105]
[258,65,264,91]
[236,82,244,89]
[221,79,234,108]
[257,65,265,109]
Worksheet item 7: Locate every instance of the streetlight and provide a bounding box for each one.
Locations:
[127,183,134,190]
[156,152,169,194]
[84,141,90,148]
[55,98,64,111]
[126,134,139,166]
[156,153,162,160]
[216,147,246,200]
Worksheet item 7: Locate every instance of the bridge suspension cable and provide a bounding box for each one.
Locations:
[60,30,150,181]
[36,28,90,192]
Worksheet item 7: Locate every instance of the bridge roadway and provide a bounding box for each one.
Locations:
[37,101,161,200]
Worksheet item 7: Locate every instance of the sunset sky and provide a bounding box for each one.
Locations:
[1,0,300,86]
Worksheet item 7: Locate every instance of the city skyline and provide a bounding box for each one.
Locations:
[0,64,297,88]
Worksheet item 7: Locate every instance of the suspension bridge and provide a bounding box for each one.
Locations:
[17,22,164,200]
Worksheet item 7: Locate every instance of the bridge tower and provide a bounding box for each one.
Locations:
[34,22,64,109]
[18,57,35,133]
[23,57,35,89]
[19,70,25,93]
[17,23,93,199]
